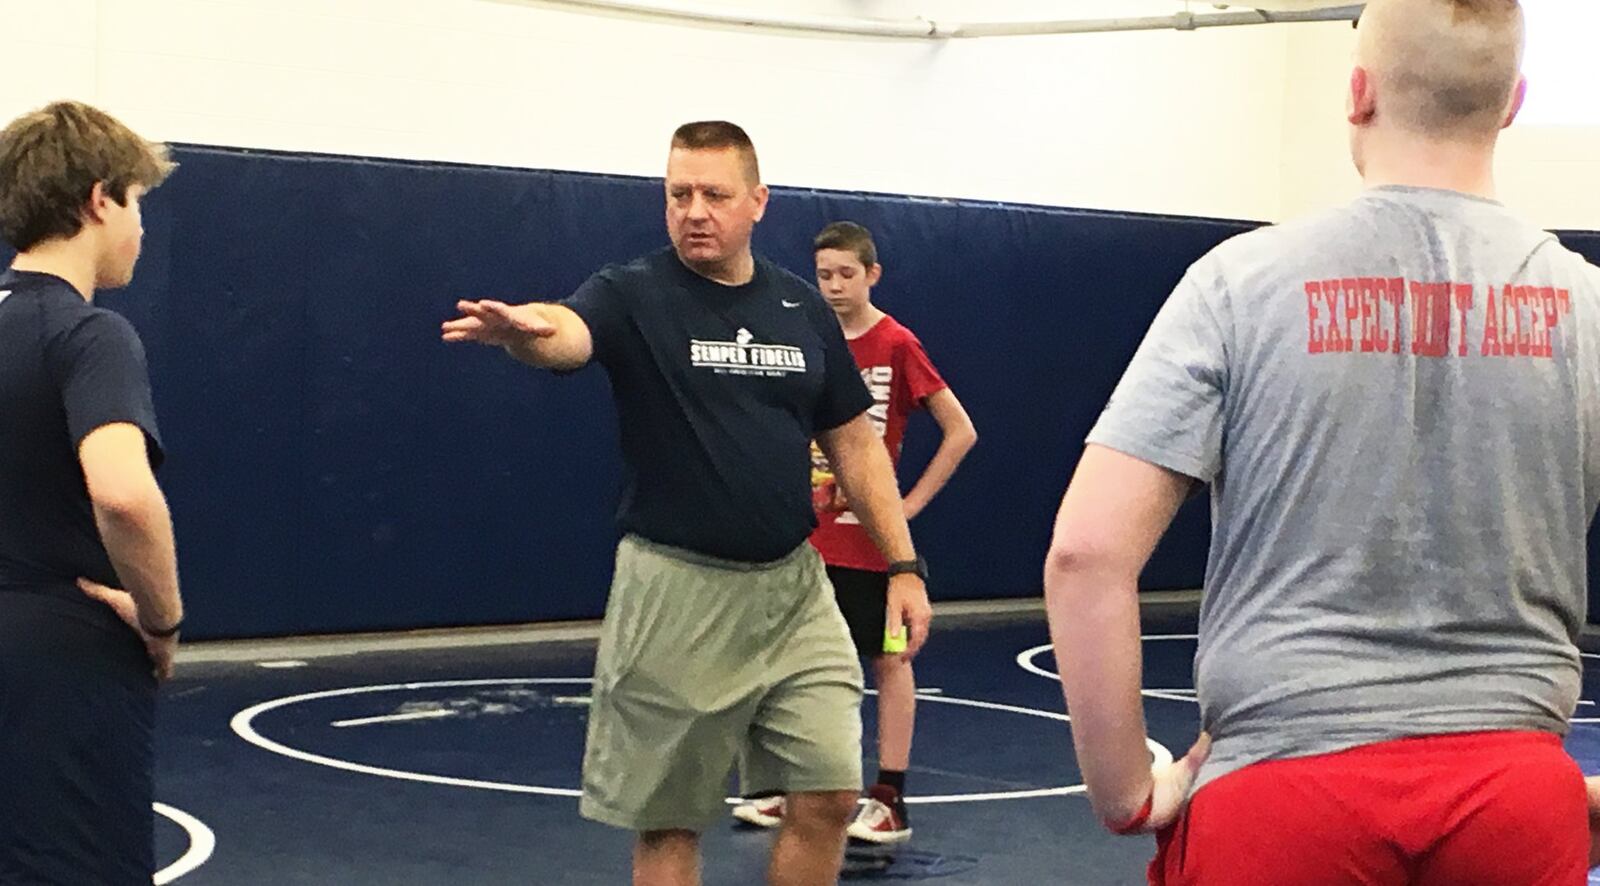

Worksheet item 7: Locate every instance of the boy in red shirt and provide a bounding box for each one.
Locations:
[733,221,977,843]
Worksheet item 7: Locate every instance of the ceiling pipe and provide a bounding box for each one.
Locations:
[946,6,1366,37]
[528,1,1365,38]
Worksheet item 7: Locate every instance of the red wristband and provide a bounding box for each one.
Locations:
[1109,788,1155,835]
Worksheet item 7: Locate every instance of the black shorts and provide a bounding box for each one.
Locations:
[0,588,157,885]
[826,565,889,658]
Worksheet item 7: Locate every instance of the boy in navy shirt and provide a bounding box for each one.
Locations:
[0,101,183,884]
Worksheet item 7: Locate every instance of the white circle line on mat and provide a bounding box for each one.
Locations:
[153,802,215,884]
[232,677,1172,805]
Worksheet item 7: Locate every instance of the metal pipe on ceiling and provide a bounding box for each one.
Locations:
[531,1,1365,38]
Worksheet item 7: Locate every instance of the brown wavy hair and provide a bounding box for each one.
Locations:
[0,101,175,251]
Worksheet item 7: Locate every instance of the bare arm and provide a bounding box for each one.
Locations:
[76,423,183,679]
[817,413,932,656]
[442,301,593,371]
[80,423,182,628]
[1045,444,1206,831]
[901,388,977,521]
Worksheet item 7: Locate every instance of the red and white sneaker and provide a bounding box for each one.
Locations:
[846,785,912,844]
[731,795,785,828]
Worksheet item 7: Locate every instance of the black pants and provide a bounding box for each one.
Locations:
[827,565,891,658]
[0,589,156,885]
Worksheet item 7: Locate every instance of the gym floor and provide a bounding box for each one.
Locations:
[149,603,1600,885]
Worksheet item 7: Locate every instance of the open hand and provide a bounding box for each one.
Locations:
[441,300,556,347]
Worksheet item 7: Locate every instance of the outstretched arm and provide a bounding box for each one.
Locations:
[442,300,594,371]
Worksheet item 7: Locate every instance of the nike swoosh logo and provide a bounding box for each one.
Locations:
[0,290,10,305]
[782,300,801,308]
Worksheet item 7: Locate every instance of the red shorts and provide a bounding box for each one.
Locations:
[1150,731,1588,886]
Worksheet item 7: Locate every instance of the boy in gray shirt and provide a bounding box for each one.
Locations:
[1046,1,1600,882]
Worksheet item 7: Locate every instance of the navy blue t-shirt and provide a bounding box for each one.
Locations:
[563,248,872,563]
[0,269,163,594]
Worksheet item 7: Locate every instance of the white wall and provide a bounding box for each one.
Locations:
[1,0,1293,222]
[1279,18,1600,231]
[16,1,1587,230]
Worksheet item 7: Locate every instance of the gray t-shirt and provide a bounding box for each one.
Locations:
[1088,186,1600,791]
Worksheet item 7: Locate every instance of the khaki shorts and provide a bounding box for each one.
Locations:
[580,535,864,832]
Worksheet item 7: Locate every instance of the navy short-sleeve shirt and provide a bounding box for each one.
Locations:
[0,269,163,592]
[563,248,872,562]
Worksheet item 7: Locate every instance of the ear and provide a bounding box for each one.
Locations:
[1347,66,1377,126]
[751,183,770,223]
[1502,76,1528,130]
[83,181,114,225]
[866,263,883,287]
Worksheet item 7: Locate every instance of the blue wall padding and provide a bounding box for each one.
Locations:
[125,145,1248,637]
[37,147,1600,638]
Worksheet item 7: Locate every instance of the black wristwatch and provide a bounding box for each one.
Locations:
[141,617,183,638]
[887,556,928,582]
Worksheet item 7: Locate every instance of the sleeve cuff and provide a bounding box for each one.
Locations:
[1084,427,1212,484]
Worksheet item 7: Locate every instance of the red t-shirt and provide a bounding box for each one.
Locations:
[809,314,947,571]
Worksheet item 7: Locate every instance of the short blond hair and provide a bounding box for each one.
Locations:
[671,120,760,186]
[1357,0,1525,139]
[0,101,175,251]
